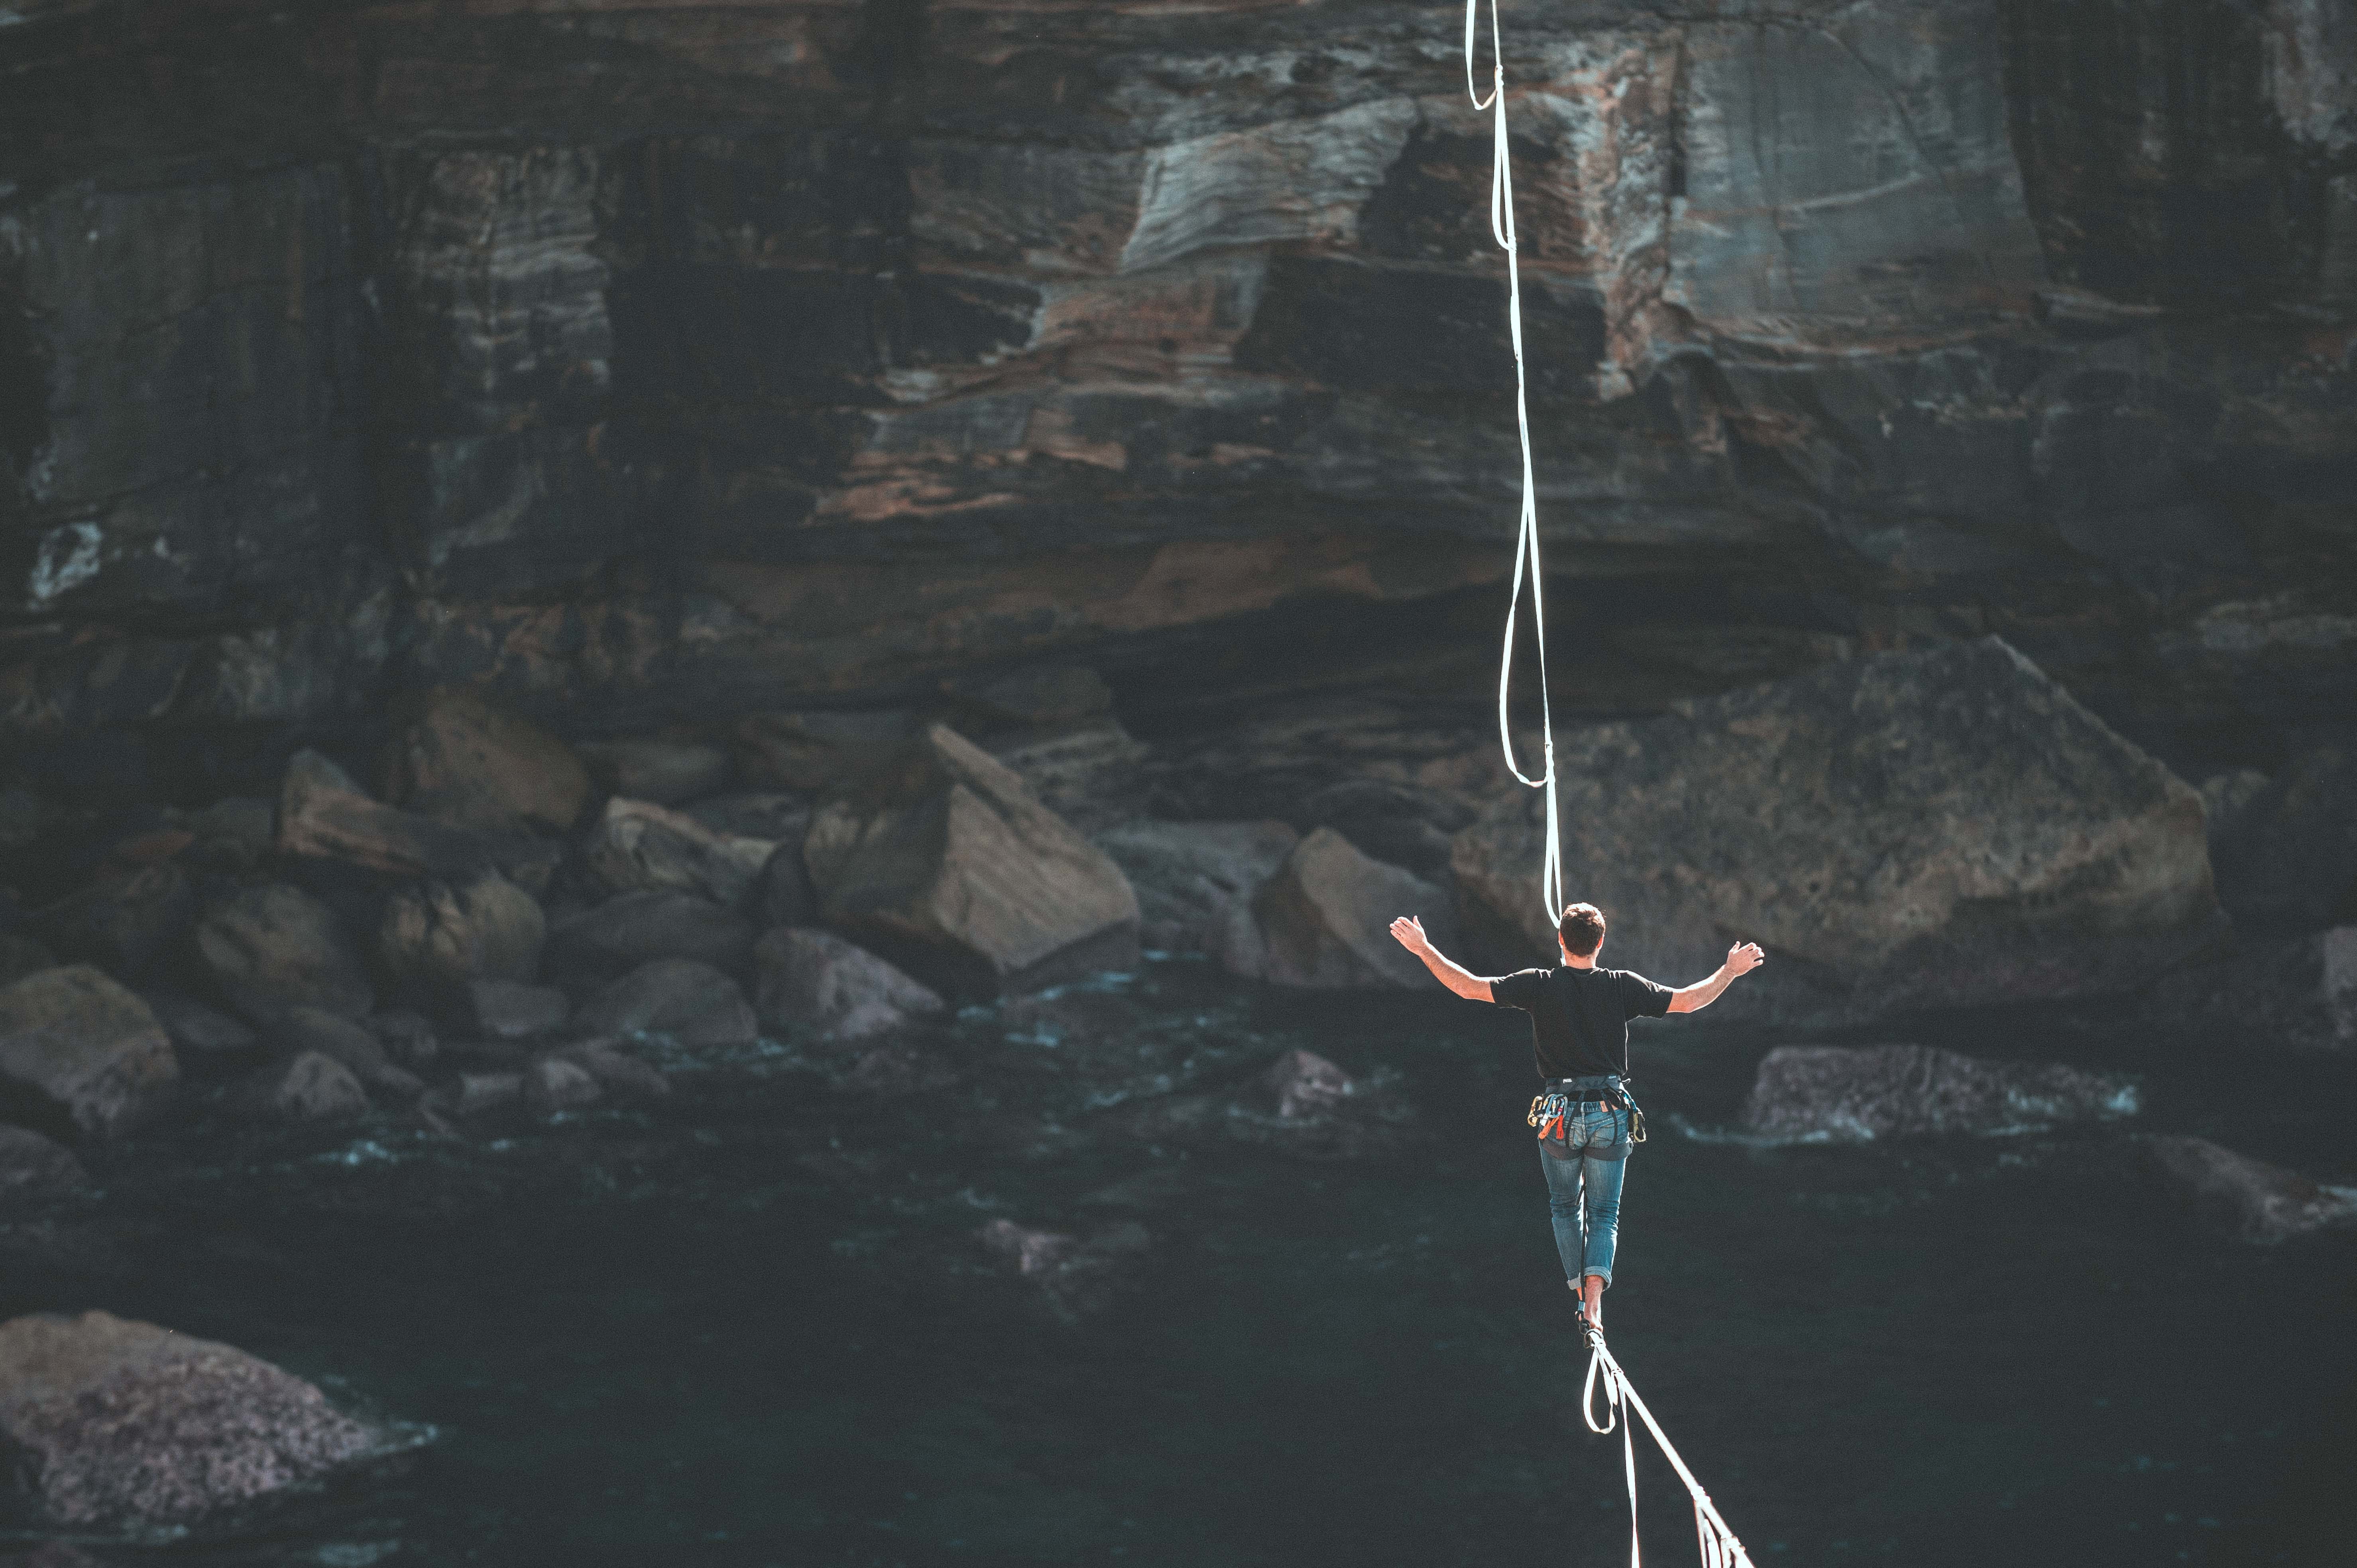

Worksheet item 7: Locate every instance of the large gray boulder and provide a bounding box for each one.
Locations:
[381,686,590,835]
[1249,827,1456,988]
[1093,819,1298,957]
[0,1311,384,1530]
[2148,1137,2357,1245]
[192,883,374,1022]
[583,796,778,909]
[377,872,546,999]
[1455,640,2222,1024]
[1742,1044,2139,1140]
[751,928,946,1043]
[576,959,759,1049]
[805,723,1140,1000]
[544,890,756,975]
[0,967,178,1140]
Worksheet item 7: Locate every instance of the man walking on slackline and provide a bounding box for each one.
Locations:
[1389,904,1764,1329]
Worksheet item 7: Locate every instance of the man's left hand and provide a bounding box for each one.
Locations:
[1725,941,1765,977]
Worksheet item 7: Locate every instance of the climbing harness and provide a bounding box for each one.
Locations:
[1465,0,1564,927]
[1527,1080,1647,1156]
[1467,10,1753,1565]
[1581,1317,1757,1568]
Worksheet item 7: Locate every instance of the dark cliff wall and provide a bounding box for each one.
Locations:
[0,0,2351,797]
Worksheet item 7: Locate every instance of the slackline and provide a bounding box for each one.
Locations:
[1465,7,1757,1565]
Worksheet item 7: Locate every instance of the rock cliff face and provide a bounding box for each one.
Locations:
[0,0,2349,796]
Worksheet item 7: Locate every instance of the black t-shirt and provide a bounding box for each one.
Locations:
[1491,965,1675,1081]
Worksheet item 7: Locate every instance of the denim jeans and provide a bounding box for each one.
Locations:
[1537,1077,1631,1287]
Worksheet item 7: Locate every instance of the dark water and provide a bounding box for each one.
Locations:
[6,959,2352,1567]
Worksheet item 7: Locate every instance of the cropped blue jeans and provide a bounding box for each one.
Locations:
[1537,1077,1631,1288]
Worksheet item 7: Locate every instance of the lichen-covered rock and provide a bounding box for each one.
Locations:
[0,1310,383,1530]
[751,927,945,1043]
[1742,1044,2139,1141]
[241,1051,370,1124]
[544,890,756,977]
[576,735,732,805]
[1250,827,1456,989]
[576,959,758,1049]
[805,724,1139,1000]
[377,872,546,999]
[192,884,374,1023]
[383,687,590,835]
[0,967,178,1140]
[2147,1136,2357,1245]
[1456,641,2224,1025]
[583,797,777,910]
[1094,819,1298,957]
[0,1125,89,1208]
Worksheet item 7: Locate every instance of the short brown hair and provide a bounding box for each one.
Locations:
[1558,903,1606,957]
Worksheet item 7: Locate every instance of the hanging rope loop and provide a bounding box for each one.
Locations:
[1581,1325,1759,1568]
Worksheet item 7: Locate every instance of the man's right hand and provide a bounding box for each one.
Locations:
[1388,916,1430,954]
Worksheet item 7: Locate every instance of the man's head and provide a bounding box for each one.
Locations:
[1557,902,1606,962]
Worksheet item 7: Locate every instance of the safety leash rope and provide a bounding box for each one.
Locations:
[1581,1321,1756,1568]
[1465,0,1564,925]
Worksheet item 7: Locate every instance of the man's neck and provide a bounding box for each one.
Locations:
[1559,951,1596,970]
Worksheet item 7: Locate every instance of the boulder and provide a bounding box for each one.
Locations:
[544,890,756,976]
[362,1009,439,1069]
[576,736,733,805]
[265,1006,399,1083]
[804,723,1140,1000]
[975,1218,1149,1320]
[576,959,759,1049]
[137,987,260,1058]
[1742,1044,2140,1140]
[241,1051,370,1123]
[0,1125,89,1208]
[448,1071,523,1116]
[377,872,546,1000]
[1264,1048,1352,1119]
[192,883,374,1022]
[458,979,570,1041]
[1250,827,1457,988]
[522,1055,602,1114]
[34,862,196,978]
[277,749,526,885]
[182,795,276,872]
[550,1039,671,1100]
[684,793,812,841]
[1454,640,2223,1024]
[2148,1136,2357,1244]
[382,687,590,835]
[751,928,946,1042]
[583,797,777,909]
[0,1310,382,1530]
[0,967,177,1140]
[757,833,819,929]
[2203,727,2357,933]
[1093,819,1299,957]
[0,933,57,987]
[733,709,918,792]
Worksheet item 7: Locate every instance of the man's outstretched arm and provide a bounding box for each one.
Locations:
[1387,916,1495,1001]
[1666,941,1767,1013]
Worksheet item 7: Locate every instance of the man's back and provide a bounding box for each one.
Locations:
[1492,965,1674,1081]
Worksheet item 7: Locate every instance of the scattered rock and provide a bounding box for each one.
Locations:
[265,1007,419,1098]
[576,959,759,1049]
[1742,1044,2140,1141]
[137,987,261,1058]
[459,979,570,1041]
[278,749,534,885]
[544,890,756,976]
[2147,1136,2357,1245]
[362,1009,438,1069]
[0,967,178,1140]
[976,1217,1149,1321]
[751,928,946,1043]
[523,1055,602,1114]
[584,796,777,909]
[1094,819,1298,956]
[1264,1048,1351,1119]
[193,883,374,1023]
[182,795,276,872]
[550,1039,670,1099]
[377,872,546,1001]
[804,723,1140,1000]
[34,862,196,979]
[2328,926,2357,1047]
[241,1051,370,1123]
[0,1125,89,1208]
[383,686,590,835]
[989,721,1150,833]
[449,1071,524,1116]
[1455,640,2224,1024]
[0,933,57,987]
[951,664,1113,728]
[0,1309,383,1530]
[733,709,918,792]
[2204,727,2357,933]
[577,736,733,805]
[1250,827,1456,988]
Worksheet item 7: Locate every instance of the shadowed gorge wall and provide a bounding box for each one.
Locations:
[0,0,2350,797]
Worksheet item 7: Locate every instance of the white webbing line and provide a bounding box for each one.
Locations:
[1465,0,1563,924]
[1582,1327,1756,1568]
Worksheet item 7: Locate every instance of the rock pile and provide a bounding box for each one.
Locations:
[1742,1043,2140,1141]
